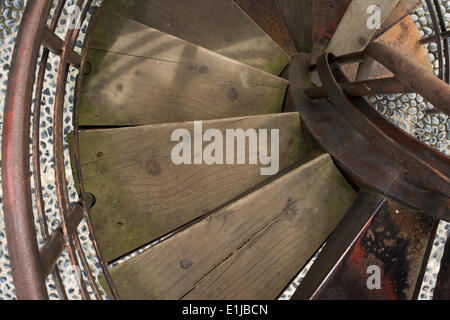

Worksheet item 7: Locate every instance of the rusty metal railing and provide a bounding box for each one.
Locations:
[289,43,450,301]
[313,43,450,197]
[302,39,450,219]
[1,0,118,300]
[2,0,449,300]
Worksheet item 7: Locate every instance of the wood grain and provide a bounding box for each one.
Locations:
[70,113,310,262]
[277,0,314,53]
[327,0,400,56]
[103,0,290,75]
[102,154,356,299]
[80,10,288,126]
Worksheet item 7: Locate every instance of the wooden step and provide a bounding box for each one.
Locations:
[277,0,314,53]
[234,0,297,57]
[69,113,310,262]
[102,0,290,75]
[80,10,288,126]
[100,154,357,299]
[326,0,400,56]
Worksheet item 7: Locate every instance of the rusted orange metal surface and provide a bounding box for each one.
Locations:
[342,15,430,81]
[371,15,432,79]
[374,0,422,39]
[308,200,438,300]
[366,42,450,116]
[2,0,450,301]
[290,53,450,220]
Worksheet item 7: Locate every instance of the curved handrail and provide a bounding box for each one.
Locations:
[2,0,118,300]
[308,41,450,117]
[2,0,54,300]
[2,0,449,300]
[32,0,69,300]
[365,42,450,116]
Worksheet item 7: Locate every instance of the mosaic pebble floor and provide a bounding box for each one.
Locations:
[0,0,449,300]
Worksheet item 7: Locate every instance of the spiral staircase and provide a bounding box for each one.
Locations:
[2,0,450,300]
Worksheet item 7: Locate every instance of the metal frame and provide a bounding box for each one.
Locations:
[2,0,118,300]
[1,0,449,300]
[315,44,450,197]
[292,193,439,300]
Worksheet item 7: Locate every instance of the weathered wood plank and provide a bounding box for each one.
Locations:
[277,0,314,53]
[327,0,400,56]
[70,113,310,262]
[80,10,288,126]
[234,0,297,57]
[102,154,356,299]
[103,0,290,75]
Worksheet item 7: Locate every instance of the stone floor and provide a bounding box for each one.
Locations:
[0,0,448,300]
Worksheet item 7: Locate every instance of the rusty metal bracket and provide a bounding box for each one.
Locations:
[422,0,449,82]
[365,42,450,115]
[39,194,95,278]
[2,0,118,300]
[316,52,450,198]
[294,197,438,300]
[434,233,450,299]
[289,53,449,221]
[42,28,82,67]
